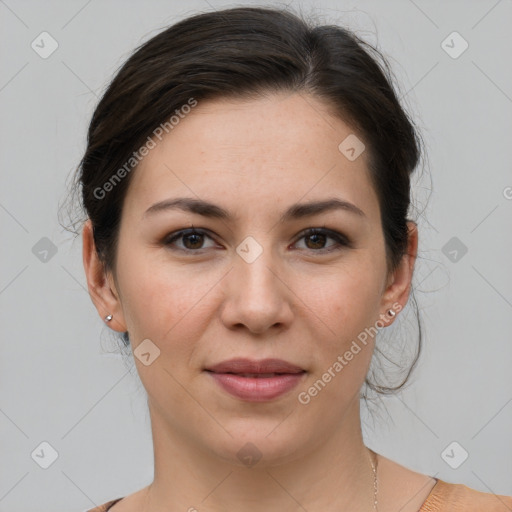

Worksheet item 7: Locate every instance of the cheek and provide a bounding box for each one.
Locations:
[296,271,380,407]
[115,249,218,355]
[302,262,383,347]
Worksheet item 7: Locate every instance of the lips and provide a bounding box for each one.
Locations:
[204,358,306,402]
[205,358,305,375]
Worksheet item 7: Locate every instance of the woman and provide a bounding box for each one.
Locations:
[71,6,512,511]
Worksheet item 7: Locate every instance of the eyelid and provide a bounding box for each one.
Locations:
[163,226,351,253]
[163,227,219,250]
[292,227,351,251]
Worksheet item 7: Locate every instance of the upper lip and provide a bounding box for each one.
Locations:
[205,358,305,374]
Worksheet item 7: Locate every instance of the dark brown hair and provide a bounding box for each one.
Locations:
[61,6,428,397]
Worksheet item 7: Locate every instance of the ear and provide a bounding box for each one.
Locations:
[380,220,418,319]
[82,219,127,332]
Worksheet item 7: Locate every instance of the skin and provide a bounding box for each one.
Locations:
[83,92,436,511]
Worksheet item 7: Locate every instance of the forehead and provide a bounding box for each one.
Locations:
[122,92,381,225]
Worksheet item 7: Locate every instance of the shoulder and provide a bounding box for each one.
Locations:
[84,498,123,512]
[419,479,512,511]
[85,485,150,511]
[375,452,512,512]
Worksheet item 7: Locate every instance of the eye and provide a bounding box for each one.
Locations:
[163,227,217,252]
[163,226,351,254]
[293,227,350,253]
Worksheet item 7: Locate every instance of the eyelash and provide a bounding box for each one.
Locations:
[162,226,351,254]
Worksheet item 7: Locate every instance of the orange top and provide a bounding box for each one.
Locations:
[86,478,512,511]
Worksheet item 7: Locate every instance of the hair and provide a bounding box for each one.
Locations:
[60,5,429,398]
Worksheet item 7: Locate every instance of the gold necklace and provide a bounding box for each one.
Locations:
[140,451,379,511]
[368,448,378,511]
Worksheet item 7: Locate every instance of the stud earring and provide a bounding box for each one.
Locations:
[104,314,113,323]
[387,309,396,317]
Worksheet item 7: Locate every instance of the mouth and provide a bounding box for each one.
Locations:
[204,358,307,402]
[204,357,306,375]
[210,372,300,378]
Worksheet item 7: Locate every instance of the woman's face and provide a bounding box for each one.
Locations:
[85,92,416,466]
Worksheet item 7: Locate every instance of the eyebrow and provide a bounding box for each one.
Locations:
[143,197,366,222]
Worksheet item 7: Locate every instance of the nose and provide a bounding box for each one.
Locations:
[219,242,294,335]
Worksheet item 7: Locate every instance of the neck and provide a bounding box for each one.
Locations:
[144,395,376,512]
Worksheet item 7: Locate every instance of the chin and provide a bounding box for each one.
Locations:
[201,420,313,469]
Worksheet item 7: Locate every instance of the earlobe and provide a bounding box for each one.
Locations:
[82,219,127,331]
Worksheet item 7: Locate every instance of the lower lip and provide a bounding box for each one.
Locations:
[206,372,306,402]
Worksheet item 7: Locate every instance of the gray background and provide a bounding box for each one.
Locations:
[1,0,511,511]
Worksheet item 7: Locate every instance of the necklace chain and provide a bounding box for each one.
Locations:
[142,449,379,511]
[368,448,378,511]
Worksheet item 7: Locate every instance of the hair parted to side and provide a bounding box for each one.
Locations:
[60,6,429,399]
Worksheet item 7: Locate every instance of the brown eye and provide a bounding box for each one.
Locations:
[294,228,350,253]
[304,231,327,249]
[182,232,205,249]
[164,228,216,252]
